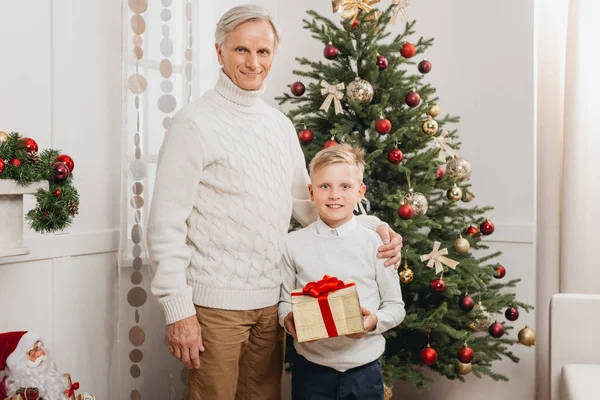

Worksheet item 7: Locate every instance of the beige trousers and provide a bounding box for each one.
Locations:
[186,304,285,400]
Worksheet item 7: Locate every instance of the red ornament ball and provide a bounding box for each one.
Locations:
[459,295,475,312]
[505,307,519,321]
[420,346,438,366]
[291,81,306,97]
[418,59,432,74]
[10,158,21,167]
[324,139,338,148]
[0,159,4,174]
[323,42,339,60]
[351,19,360,28]
[387,148,404,164]
[52,161,70,182]
[430,278,446,294]
[298,129,314,145]
[56,154,75,172]
[457,345,474,364]
[465,225,480,237]
[489,322,505,338]
[54,189,61,196]
[398,204,415,220]
[376,55,388,70]
[494,265,506,279]
[43,211,50,216]
[405,91,421,108]
[400,42,417,58]
[21,137,38,153]
[436,166,445,180]
[480,219,495,235]
[375,118,392,134]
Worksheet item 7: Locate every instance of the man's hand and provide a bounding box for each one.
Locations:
[284,312,298,340]
[347,307,378,339]
[167,315,205,369]
[376,224,403,269]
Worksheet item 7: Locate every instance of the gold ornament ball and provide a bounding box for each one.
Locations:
[462,187,475,202]
[468,302,493,331]
[384,384,393,400]
[447,185,463,201]
[455,360,472,375]
[422,116,438,135]
[403,188,429,217]
[428,104,441,118]
[518,326,536,346]
[347,77,374,105]
[446,156,472,182]
[399,266,414,284]
[454,237,470,254]
[0,131,8,143]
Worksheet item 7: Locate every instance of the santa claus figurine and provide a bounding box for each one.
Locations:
[0,331,69,400]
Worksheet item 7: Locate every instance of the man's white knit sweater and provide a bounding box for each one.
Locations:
[147,70,382,324]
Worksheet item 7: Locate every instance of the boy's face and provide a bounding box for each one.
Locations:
[309,163,366,229]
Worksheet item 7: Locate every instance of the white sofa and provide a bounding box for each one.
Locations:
[549,294,600,400]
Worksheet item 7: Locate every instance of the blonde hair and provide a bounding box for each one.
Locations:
[309,144,366,181]
[215,5,280,50]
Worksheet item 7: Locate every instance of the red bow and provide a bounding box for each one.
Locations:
[65,382,80,397]
[299,275,351,298]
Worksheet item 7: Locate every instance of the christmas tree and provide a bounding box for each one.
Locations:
[277,3,535,391]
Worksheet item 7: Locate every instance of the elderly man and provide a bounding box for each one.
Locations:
[147,5,403,399]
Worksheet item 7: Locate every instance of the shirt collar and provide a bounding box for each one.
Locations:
[214,68,266,108]
[314,216,358,237]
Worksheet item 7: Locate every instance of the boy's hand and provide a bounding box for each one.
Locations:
[376,224,403,269]
[284,312,298,340]
[347,307,378,339]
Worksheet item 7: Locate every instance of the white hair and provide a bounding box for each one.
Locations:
[215,5,280,50]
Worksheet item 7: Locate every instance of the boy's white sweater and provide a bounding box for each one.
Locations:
[279,217,405,372]
[147,70,381,324]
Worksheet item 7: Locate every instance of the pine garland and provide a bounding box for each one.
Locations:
[0,132,79,233]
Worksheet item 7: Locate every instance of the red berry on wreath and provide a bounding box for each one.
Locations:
[56,154,75,172]
[10,158,21,167]
[21,137,38,153]
[54,190,61,196]
[400,42,416,58]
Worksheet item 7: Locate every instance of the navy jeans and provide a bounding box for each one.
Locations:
[291,355,384,400]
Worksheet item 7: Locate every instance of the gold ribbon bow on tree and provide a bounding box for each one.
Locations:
[341,0,380,22]
[391,0,410,24]
[432,129,457,162]
[420,241,460,274]
[320,80,345,114]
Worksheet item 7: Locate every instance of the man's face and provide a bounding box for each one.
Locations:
[309,163,366,229]
[27,341,46,367]
[215,19,275,91]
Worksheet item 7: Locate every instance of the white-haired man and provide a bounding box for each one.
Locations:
[147,5,403,399]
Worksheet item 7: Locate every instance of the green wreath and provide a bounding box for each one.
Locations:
[0,131,79,233]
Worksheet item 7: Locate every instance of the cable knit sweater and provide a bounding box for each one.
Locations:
[147,70,382,324]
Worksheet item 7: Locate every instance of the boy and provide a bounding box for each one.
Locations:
[279,144,406,400]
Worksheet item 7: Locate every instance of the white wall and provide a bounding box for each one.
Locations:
[0,0,122,399]
[0,0,535,399]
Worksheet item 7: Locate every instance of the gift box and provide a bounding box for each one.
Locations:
[292,275,364,342]
[64,373,79,400]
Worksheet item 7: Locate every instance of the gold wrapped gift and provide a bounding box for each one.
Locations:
[292,275,364,342]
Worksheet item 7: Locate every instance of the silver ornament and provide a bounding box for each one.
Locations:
[403,188,428,217]
[347,76,374,105]
[446,156,472,182]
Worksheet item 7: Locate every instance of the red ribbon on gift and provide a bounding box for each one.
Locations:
[292,275,355,338]
[65,381,80,397]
